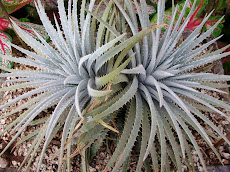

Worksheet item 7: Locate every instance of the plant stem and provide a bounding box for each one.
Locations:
[0,0,29,50]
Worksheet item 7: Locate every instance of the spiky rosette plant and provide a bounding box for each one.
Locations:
[0,0,157,171]
[77,0,230,171]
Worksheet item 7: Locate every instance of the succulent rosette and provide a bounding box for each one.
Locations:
[0,0,230,171]
[81,0,230,171]
[0,0,151,171]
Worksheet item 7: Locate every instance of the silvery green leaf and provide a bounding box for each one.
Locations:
[105,99,136,170]
[112,93,143,172]
[92,76,138,121]
[87,78,112,97]
[121,65,146,75]
[57,105,75,171]
[111,74,129,85]
[75,79,88,118]
[139,84,158,160]
[0,0,126,170]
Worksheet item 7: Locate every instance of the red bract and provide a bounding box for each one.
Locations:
[0,17,49,41]
[0,18,10,31]
[18,23,37,37]
[185,0,204,30]
[0,32,11,55]
[185,0,218,31]
[0,31,13,68]
[15,21,50,41]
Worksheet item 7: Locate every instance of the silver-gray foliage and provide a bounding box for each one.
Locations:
[1,0,230,171]
[0,0,138,171]
[81,0,230,171]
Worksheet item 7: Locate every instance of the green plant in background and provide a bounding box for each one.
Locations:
[212,0,230,81]
[0,0,230,171]
[0,0,50,69]
[151,0,224,37]
[25,0,62,23]
[0,0,32,69]
[79,0,230,171]
[0,0,32,15]
[205,0,230,14]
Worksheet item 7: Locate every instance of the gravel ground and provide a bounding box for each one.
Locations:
[0,38,230,171]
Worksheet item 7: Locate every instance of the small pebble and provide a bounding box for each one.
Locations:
[222,152,230,159]
[12,161,17,166]
[222,159,230,165]
[0,119,5,125]
[0,158,8,168]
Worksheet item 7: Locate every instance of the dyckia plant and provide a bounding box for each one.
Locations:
[1,0,230,171]
[0,0,155,171]
[79,0,230,171]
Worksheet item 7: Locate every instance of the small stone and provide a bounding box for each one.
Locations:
[222,159,230,165]
[99,152,105,159]
[222,153,230,159]
[12,160,17,166]
[13,151,17,157]
[198,166,203,172]
[0,158,8,168]
[219,146,224,152]
[0,119,5,125]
